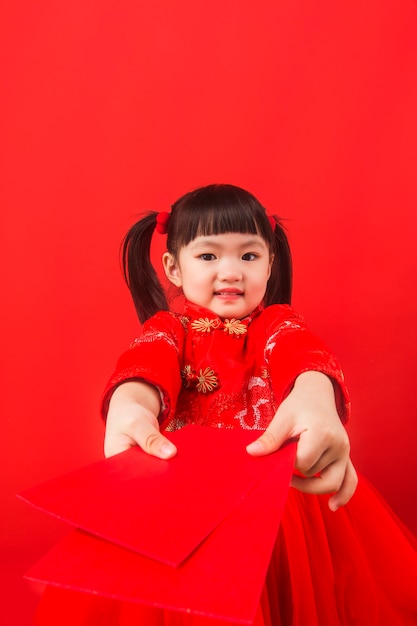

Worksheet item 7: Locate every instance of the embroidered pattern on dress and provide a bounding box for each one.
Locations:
[181,365,194,388]
[233,376,275,430]
[260,367,270,379]
[248,376,267,390]
[196,367,218,393]
[179,316,190,329]
[130,330,179,354]
[181,365,219,393]
[164,367,277,431]
[264,321,304,358]
[223,318,248,336]
[190,317,247,336]
[164,417,189,432]
[190,318,221,333]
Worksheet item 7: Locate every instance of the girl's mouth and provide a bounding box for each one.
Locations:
[214,290,243,297]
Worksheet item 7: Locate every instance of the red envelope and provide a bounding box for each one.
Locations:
[25,440,296,624]
[19,426,293,566]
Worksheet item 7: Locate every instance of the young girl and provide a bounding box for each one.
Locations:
[37,184,417,626]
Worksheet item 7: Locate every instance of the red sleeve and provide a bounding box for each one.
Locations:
[101,312,185,422]
[263,306,351,421]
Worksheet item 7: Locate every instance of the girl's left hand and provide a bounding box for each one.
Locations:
[246,371,358,510]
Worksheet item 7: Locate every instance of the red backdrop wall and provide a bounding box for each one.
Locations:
[2,1,417,624]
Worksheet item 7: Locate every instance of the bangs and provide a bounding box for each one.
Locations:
[181,203,261,242]
[168,184,273,253]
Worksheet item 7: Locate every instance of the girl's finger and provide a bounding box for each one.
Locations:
[130,420,177,459]
[290,458,348,496]
[328,459,358,510]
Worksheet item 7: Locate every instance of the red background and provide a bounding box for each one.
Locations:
[1,1,417,624]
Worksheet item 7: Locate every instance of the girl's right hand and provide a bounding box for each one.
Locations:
[104,381,177,459]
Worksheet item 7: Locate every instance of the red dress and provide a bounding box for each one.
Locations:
[35,301,417,626]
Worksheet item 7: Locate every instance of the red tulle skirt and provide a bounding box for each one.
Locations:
[34,475,417,626]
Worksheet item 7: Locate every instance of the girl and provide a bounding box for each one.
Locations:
[37,184,417,626]
[104,183,356,512]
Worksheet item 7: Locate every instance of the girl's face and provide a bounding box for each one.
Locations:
[163,232,273,319]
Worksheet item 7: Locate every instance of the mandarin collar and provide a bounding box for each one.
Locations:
[183,300,264,327]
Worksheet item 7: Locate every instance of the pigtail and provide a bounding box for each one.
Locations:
[265,217,293,306]
[121,212,169,324]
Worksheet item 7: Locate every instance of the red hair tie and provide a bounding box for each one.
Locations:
[155,211,171,234]
[268,215,276,231]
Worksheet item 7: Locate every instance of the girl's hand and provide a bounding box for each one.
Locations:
[104,381,177,459]
[246,371,358,510]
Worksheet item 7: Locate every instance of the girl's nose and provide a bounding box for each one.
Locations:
[217,260,243,281]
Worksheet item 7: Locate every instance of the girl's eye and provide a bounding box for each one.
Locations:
[200,253,216,261]
[242,252,257,261]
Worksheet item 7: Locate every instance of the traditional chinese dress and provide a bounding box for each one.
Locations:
[101,300,350,431]
[35,301,417,626]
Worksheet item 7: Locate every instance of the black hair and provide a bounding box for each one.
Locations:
[122,184,292,323]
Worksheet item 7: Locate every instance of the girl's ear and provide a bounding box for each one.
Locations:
[162,252,182,287]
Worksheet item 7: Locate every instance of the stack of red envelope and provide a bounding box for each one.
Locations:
[19,425,296,624]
